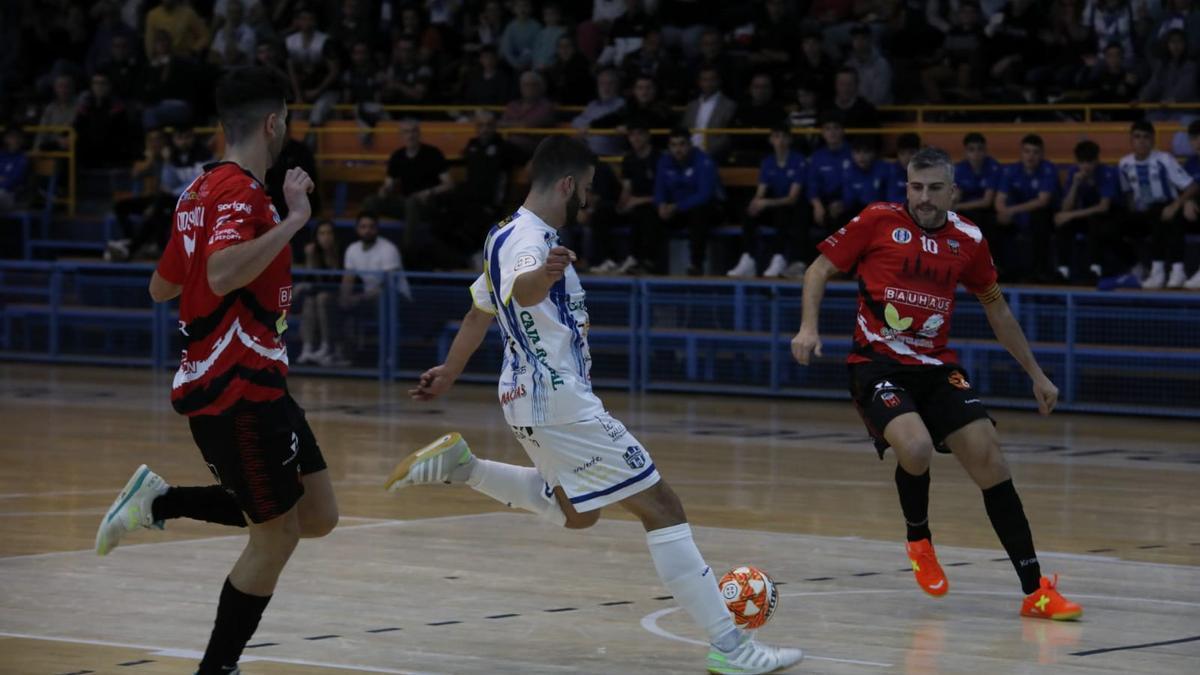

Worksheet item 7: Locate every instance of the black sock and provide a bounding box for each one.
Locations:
[197,577,272,674]
[151,486,247,527]
[982,479,1042,595]
[895,465,932,542]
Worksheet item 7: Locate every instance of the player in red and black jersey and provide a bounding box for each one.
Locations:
[792,147,1082,621]
[93,67,339,675]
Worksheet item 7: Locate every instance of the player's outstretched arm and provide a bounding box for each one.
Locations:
[410,305,495,401]
[208,168,314,296]
[981,291,1059,415]
[148,270,181,302]
[511,245,575,307]
[791,254,840,365]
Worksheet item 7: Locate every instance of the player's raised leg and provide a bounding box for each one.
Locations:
[620,480,803,674]
[882,412,949,597]
[944,419,1082,620]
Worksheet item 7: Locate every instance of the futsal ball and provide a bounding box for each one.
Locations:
[718,565,778,629]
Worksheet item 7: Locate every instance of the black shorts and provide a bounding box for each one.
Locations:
[188,394,327,524]
[848,362,994,459]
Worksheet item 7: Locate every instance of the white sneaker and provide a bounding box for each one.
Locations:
[95,465,168,556]
[297,345,317,364]
[312,343,331,360]
[1184,270,1200,290]
[592,259,619,274]
[783,261,808,279]
[1142,270,1166,289]
[615,255,639,274]
[385,433,477,490]
[727,253,757,277]
[762,254,788,278]
[1167,265,1187,289]
[707,633,804,674]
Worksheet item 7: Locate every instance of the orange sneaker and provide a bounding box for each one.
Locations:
[906,539,949,597]
[1021,575,1083,621]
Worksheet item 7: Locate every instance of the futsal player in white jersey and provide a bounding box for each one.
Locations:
[387,137,803,675]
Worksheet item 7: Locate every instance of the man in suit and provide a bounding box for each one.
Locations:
[681,66,737,163]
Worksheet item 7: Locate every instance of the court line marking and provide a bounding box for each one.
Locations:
[1071,634,1200,656]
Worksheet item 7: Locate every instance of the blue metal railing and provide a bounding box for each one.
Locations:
[2,262,1197,417]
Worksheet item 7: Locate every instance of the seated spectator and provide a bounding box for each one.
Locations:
[1117,120,1199,289]
[0,125,29,213]
[265,118,321,219]
[921,0,987,102]
[726,123,807,279]
[796,32,836,105]
[1185,119,1200,186]
[787,85,820,152]
[462,45,516,106]
[732,73,787,165]
[1145,0,1200,61]
[954,132,1002,233]
[75,71,135,169]
[1082,0,1136,66]
[654,127,723,275]
[445,110,522,267]
[35,74,79,152]
[544,36,594,106]
[687,28,741,103]
[807,114,853,231]
[297,219,341,365]
[592,123,663,275]
[746,0,801,90]
[682,67,737,163]
[842,136,891,218]
[468,0,506,51]
[826,68,880,131]
[569,158,620,268]
[1054,140,1120,283]
[598,0,655,68]
[500,0,541,71]
[1082,42,1143,106]
[500,71,558,157]
[284,7,327,70]
[531,2,566,70]
[290,38,342,131]
[382,35,431,105]
[144,0,210,60]
[95,33,145,102]
[620,27,679,94]
[105,129,166,261]
[620,76,675,136]
[142,31,198,130]
[85,0,139,76]
[571,68,626,156]
[1139,29,1199,153]
[996,134,1060,282]
[342,40,388,141]
[209,0,257,68]
[339,211,402,364]
[845,24,893,106]
[886,133,921,203]
[362,120,454,269]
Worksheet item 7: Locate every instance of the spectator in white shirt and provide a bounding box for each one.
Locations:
[681,66,737,162]
[337,211,405,364]
[285,7,328,68]
[209,0,257,68]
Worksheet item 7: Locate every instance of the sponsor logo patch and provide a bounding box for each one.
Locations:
[884,287,952,312]
[622,445,647,470]
[515,254,538,271]
[948,371,971,390]
[500,384,527,406]
[892,227,912,244]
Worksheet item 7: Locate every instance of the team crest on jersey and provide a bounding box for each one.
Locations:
[948,372,971,390]
[947,239,960,255]
[881,392,901,408]
[892,227,912,244]
[623,445,647,470]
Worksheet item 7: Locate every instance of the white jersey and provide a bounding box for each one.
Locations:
[1118,150,1194,212]
[469,207,604,426]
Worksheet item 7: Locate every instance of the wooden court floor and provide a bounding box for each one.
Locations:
[0,363,1197,674]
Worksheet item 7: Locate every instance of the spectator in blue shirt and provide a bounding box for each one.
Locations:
[886,133,921,203]
[1054,140,1121,283]
[654,127,724,275]
[842,136,891,215]
[499,0,542,71]
[727,124,807,278]
[954,132,1002,232]
[996,134,1060,282]
[0,125,29,213]
[807,114,853,231]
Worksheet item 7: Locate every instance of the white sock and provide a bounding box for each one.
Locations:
[646,523,739,650]
[1171,262,1185,274]
[467,459,566,526]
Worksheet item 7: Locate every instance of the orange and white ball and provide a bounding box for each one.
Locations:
[718,565,779,629]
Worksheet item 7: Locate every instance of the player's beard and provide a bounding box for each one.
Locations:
[564,191,582,228]
[910,204,946,230]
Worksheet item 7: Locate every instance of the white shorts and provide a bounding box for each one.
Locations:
[510,412,661,513]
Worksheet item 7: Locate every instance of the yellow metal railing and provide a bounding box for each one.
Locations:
[23,125,76,216]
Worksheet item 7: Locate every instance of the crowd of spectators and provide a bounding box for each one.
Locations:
[1,0,1199,292]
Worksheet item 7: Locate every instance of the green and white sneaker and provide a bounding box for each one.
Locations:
[95,464,168,556]
[707,633,804,674]
[384,432,476,491]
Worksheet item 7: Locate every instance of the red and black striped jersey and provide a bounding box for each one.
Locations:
[818,202,1000,367]
[156,161,292,416]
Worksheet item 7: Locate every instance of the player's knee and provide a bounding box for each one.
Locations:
[564,509,601,530]
[645,481,687,524]
[250,514,302,558]
[894,437,935,472]
[301,508,339,538]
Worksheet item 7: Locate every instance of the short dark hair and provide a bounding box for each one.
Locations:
[851,135,878,153]
[963,132,986,146]
[1188,119,1200,137]
[528,136,596,190]
[896,132,921,152]
[1021,134,1044,148]
[668,125,691,141]
[356,210,379,224]
[908,146,954,180]
[1131,119,1155,135]
[769,122,792,136]
[215,66,289,145]
[1074,140,1100,162]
